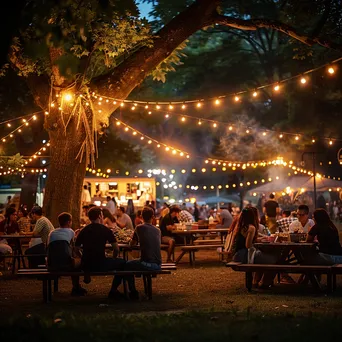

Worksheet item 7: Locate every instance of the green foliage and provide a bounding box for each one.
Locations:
[8,0,153,81]
[150,40,187,83]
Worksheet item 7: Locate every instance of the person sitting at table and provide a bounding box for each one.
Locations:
[0,207,20,235]
[276,210,297,232]
[25,206,54,268]
[217,207,233,228]
[179,208,194,223]
[17,207,32,234]
[0,207,19,265]
[159,205,181,263]
[228,208,257,263]
[47,212,87,296]
[111,206,162,300]
[289,205,314,233]
[75,207,126,299]
[303,209,342,265]
[134,210,144,226]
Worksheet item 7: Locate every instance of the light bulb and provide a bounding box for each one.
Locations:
[181,104,186,109]
[196,102,202,108]
[234,96,240,102]
[279,134,283,138]
[252,91,258,97]
[274,85,280,91]
[215,99,220,105]
[328,67,335,74]
[300,77,307,84]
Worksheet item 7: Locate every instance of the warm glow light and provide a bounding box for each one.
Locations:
[145,105,148,109]
[116,121,121,125]
[196,102,202,108]
[295,136,299,141]
[215,99,220,105]
[169,105,173,110]
[329,140,333,145]
[234,96,240,102]
[279,134,283,138]
[148,140,152,144]
[181,104,186,109]
[300,77,307,84]
[156,105,160,109]
[64,93,73,101]
[274,85,280,91]
[165,114,169,118]
[120,102,124,107]
[124,127,129,131]
[201,168,206,173]
[181,117,186,122]
[252,91,258,97]
[246,129,250,134]
[263,132,267,136]
[213,123,217,128]
[328,67,335,74]
[228,126,233,131]
[312,138,316,143]
[198,121,202,125]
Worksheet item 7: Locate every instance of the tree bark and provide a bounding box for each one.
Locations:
[43,108,87,228]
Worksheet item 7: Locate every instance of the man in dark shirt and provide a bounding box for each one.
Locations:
[263,193,279,233]
[111,206,162,299]
[159,205,180,262]
[75,207,126,298]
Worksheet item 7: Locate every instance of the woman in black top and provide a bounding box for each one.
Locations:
[230,208,256,263]
[305,209,342,264]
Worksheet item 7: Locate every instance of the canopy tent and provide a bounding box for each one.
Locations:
[199,195,240,205]
[300,177,342,191]
[250,176,311,193]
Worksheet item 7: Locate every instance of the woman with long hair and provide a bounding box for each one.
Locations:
[305,208,342,264]
[229,208,257,263]
[17,207,31,233]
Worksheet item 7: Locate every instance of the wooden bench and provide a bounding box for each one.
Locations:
[18,263,176,303]
[226,262,333,293]
[332,264,342,291]
[176,244,223,266]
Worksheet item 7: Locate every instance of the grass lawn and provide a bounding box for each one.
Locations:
[1,249,342,340]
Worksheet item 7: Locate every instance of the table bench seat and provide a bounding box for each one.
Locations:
[175,244,223,266]
[226,262,333,293]
[18,264,175,302]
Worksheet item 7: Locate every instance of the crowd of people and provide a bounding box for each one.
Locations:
[226,193,342,288]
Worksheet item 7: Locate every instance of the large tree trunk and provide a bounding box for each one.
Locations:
[43,112,87,228]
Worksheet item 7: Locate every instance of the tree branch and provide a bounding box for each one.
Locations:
[213,14,342,51]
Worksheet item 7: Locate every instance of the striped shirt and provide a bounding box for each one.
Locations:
[32,216,55,245]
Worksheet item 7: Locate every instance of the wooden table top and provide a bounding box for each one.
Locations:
[0,234,32,239]
[254,242,316,249]
[172,228,230,234]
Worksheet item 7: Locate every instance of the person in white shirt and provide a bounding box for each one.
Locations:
[106,196,116,215]
[81,185,91,205]
[289,205,314,233]
[47,212,86,296]
[116,206,134,230]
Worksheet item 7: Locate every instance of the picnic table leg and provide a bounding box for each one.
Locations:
[245,272,253,292]
[123,278,129,299]
[143,275,148,296]
[308,273,322,292]
[146,275,152,300]
[189,250,193,266]
[47,279,52,302]
[175,250,186,264]
[54,277,59,292]
[333,274,337,291]
[327,272,332,294]
[42,279,48,303]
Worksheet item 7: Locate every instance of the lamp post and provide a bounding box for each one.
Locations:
[301,152,317,208]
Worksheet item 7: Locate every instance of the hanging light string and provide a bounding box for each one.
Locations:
[115,103,342,144]
[22,140,51,167]
[91,56,342,105]
[114,117,191,158]
[0,110,44,127]
[0,115,40,144]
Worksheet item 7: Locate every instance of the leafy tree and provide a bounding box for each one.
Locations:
[3,0,342,225]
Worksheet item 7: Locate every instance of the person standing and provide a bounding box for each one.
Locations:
[217,207,233,228]
[106,196,116,215]
[81,185,91,205]
[263,194,279,234]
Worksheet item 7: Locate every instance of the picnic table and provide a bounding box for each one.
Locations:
[0,234,32,273]
[171,228,230,245]
[253,242,316,264]
[172,228,230,265]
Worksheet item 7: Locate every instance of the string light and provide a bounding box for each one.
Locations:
[300,77,307,84]
[114,118,190,158]
[328,67,335,75]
